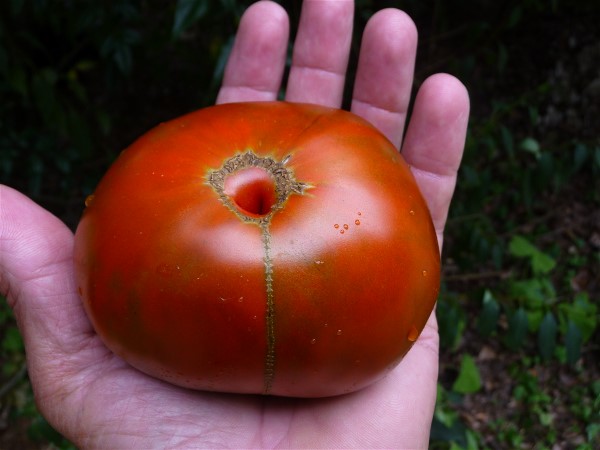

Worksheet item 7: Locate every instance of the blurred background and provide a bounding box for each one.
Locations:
[0,0,598,448]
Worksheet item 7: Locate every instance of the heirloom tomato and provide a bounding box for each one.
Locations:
[73,101,440,397]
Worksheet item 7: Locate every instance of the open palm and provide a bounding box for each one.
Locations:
[0,1,469,448]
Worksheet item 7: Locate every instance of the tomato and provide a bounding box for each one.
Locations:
[73,102,440,397]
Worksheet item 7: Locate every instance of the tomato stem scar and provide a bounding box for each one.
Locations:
[206,150,309,223]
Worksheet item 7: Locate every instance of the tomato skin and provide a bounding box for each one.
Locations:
[73,101,440,397]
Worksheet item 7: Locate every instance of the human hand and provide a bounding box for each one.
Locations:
[0,1,469,448]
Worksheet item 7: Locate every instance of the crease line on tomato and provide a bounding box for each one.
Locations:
[261,221,276,394]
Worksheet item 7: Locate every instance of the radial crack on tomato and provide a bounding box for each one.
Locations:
[260,221,276,394]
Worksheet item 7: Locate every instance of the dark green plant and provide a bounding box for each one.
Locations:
[469,235,598,364]
[0,0,253,221]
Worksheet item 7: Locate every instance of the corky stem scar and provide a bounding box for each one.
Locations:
[206,150,309,223]
[206,150,310,394]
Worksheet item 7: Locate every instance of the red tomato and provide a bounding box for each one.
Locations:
[73,102,440,397]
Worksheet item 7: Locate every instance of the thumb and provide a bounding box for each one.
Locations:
[1,185,74,304]
[0,185,96,389]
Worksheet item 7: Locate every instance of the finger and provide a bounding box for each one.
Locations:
[1,186,76,319]
[0,184,93,343]
[351,9,417,148]
[0,186,120,439]
[0,185,98,386]
[401,74,470,248]
[285,0,353,106]
[216,1,289,104]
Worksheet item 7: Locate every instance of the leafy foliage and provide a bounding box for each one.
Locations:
[452,355,482,395]
[407,0,599,448]
[0,0,252,225]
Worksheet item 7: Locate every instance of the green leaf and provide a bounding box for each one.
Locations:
[509,278,548,308]
[438,300,465,350]
[478,290,499,336]
[509,235,537,258]
[497,43,509,73]
[573,143,589,173]
[565,320,583,365]
[531,251,556,275]
[430,417,467,447]
[538,311,557,361]
[508,235,556,275]
[465,429,480,450]
[27,415,72,447]
[434,384,458,428]
[113,45,133,74]
[2,326,24,352]
[520,137,541,159]
[527,309,544,332]
[504,307,529,350]
[173,0,209,39]
[587,423,600,443]
[452,354,482,394]
[434,404,458,429]
[558,292,598,342]
[570,293,598,342]
[0,297,14,323]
